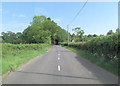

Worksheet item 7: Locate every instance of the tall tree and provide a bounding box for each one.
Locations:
[22,15,68,44]
[72,27,84,41]
[2,15,68,44]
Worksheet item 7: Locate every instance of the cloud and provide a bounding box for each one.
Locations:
[2,23,30,33]
[53,17,63,23]
[18,14,27,18]
[12,14,27,18]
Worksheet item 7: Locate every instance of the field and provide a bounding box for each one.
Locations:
[2,43,51,74]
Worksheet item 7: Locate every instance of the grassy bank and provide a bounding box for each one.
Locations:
[62,45,118,76]
[2,43,51,74]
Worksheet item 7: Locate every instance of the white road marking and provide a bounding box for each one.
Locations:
[58,57,60,60]
[58,54,60,56]
[58,65,60,71]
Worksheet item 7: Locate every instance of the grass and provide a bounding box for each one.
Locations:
[2,43,51,74]
[62,45,118,76]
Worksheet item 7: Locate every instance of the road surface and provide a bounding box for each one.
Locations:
[2,45,118,84]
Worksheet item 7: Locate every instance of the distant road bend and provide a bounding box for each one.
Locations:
[3,45,118,84]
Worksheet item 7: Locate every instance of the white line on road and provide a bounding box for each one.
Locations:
[58,57,60,60]
[58,54,60,56]
[58,65,60,71]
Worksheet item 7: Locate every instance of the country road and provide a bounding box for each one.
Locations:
[2,45,118,84]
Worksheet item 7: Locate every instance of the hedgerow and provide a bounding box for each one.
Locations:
[60,33,119,63]
[2,43,51,74]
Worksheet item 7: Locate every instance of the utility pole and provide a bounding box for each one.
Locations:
[67,24,69,46]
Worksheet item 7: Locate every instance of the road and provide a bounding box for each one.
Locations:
[2,45,118,84]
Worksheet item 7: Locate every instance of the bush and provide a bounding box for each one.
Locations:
[2,43,51,74]
[60,33,119,64]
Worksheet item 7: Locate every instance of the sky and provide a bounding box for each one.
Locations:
[2,2,118,35]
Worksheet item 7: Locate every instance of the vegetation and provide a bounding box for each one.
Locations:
[59,28,119,76]
[2,43,51,74]
[1,15,69,45]
[1,15,70,75]
[72,27,84,42]
[63,46,118,75]
[1,14,119,76]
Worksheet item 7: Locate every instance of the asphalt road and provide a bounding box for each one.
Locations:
[2,45,118,84]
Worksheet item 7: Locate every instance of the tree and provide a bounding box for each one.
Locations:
[47,17,51,21]
[71,33,76,39]
[82,35,88,42]
[22,15,68,44]
[107,30,114,35]
[16,32,22,43]
[1,31,16,43]
[72,27,84,41]
[30,15,47,26]
[72,27,84,36]
[87,34,92,37]
[116,28,120,34]
[93,34,97,37]
[2,15,68,44]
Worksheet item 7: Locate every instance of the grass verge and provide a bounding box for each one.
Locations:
[62,45,118,76]
[2,43,51,74]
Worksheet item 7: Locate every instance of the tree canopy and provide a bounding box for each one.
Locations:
[2,15,68,44]
[2,15,118,44]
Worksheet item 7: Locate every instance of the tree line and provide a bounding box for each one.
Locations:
[59,28,119,72]
[1,15,119,44]
[71,27,119,42]
[1,15,69,44]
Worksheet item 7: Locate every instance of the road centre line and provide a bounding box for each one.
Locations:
[58,57,60,60]
[58,65,60,71]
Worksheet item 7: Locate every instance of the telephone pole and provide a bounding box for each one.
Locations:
[67,24,69,46]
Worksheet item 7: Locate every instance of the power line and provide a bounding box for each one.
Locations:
[69,0,88,25]
[67,0,88,46]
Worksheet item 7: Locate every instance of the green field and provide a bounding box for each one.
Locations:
[2,43,51,74]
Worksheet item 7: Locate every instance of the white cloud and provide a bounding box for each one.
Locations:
[12,14,27,18]
[53,17,63,23]
[18,14,27,18]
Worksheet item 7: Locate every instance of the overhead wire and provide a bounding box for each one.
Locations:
[69,0,88,25]
[67,0,88,46]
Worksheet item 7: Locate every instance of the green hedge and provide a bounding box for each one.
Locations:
[2,43,50,58]
[2,43,51,74]
[60,33,119,63]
